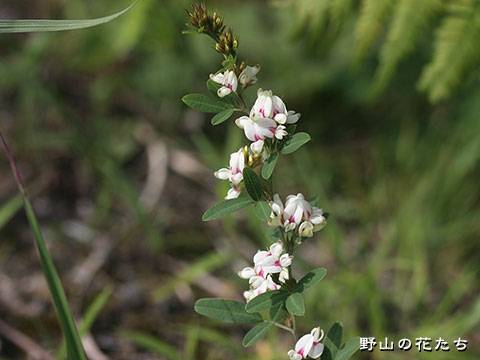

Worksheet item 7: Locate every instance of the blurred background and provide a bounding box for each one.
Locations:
[0,0,479,359]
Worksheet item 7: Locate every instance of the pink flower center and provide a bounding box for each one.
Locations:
[289,215,296,223]
[269,126,276,134]
[298,348,306,357]
[254,134,262,141]
[259,108,266,117]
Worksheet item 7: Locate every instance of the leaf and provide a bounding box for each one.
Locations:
[245,290,289,313]
[323,322,343,359]
[242,322,273,347]
[182,93,233,113]
[58,287,113,359]
[254,201,271,221]
[336,337,360,360]
[294,268,327,293]
[195,298,262,324]
[286,293,305,316]
[269,302,287,322]
[0,1,139,33]
[0,131,87,360]
[211,108,234,125]
[280,132,311,154]
[242,167,263,201]
[265,227,282,243]
[261,152,278,180]
[202,198,254,221]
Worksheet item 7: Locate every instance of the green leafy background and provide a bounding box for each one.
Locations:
[0,0,479,359]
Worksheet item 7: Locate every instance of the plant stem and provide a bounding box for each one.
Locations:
[267,320,296,340]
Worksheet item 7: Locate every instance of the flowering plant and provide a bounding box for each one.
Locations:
[183,3,359,359]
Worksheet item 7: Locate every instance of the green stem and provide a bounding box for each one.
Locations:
[267,320,296,340]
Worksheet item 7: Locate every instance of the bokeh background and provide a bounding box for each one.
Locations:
[0,0,479,359]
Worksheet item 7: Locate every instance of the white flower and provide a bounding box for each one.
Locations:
[250,89,287,124]
[239,64,260,87]
[250,89,300,125]
[210,70,238,97]
[275,125,288,140]
[268,193,327,235]
[214,148,245,185]
[284,193,312,226]
[268,194,285,227]
[238,241,292,302]
[235,116,277,142]
[288,326,325,359]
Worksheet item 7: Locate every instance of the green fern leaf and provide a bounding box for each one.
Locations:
[372,0,442,96]
[329,0,354,30]
[418,0,480,102]
[354,0,395,62]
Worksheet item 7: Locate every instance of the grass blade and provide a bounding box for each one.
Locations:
[0,1,138,33]
[0,129,87,360]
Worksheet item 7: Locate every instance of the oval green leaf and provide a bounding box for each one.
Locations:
[280,132,311,154]
[182,93,233,113]
[294,268,327,293]
[202,198,254,221]
[242,167,263,201]
[246,290,289,313]
[242,322,273,347]
[324,322,343,359]
[261,152,278,180]
[286,293,305,316]
[254,201,271,221]
[336,337,360,360]
[194,298,262,324]
[0,1,138,33]
[211,108,234,125]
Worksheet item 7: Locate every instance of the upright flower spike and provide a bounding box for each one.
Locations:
[210,70,238,97]
[288,326,325,359]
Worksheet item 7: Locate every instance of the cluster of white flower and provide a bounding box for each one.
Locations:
[214,147,246,199]
[236,88,300,155]
[269,193,327,237]
[238,241,292,302]
[288,326,325,359]
[210,64,260,98]
[210,64,328,359]
[211,67,302,199]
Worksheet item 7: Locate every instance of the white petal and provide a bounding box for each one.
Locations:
[214,168,231,180]
[295,334,314,358]
[269,241,283,257]
[226,187,241,199]
[287,110,301,124]
[231,173,243,185]
[217,86,232,97]
[210,73,224,84]
[250,139,264,154]
[235,116,249,129]
[309,343,324,359]
[279,253,292,267]
[238,267,255,279]
[253,251,270,265]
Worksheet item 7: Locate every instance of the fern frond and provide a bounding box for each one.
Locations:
[291,0,331,42]
[354,0,394,62]
[329,0,354,31]
[371,0,442,96]
[418,0,480,102]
